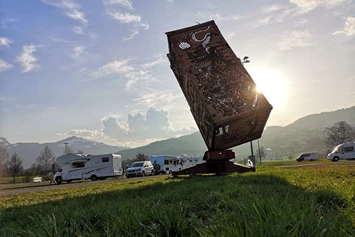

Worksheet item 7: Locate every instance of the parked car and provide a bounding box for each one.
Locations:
[126,161,154,178]
[327,142,355,162]
[32,177,42,183]
[296,152,319,162]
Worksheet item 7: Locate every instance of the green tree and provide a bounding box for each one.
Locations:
[0,146,9,177]
[325,121,355,148]
[135,153,148,161]
[7,153,23,183]
[255,146,267,164]
[36,146,56,174]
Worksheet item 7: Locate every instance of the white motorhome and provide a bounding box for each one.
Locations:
[53,153,122,184]
[327,142,355,162]
[149,155,189,174]
[185,156,204,168]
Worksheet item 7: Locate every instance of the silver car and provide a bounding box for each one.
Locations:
[126,161,154,178]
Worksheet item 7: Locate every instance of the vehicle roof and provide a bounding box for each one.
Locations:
[56,153,119,164]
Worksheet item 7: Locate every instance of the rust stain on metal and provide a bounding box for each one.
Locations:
[166,20,273,151]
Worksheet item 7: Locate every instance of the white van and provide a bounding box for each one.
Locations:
[149,155,191,174]
[53,153,122,184]
[327,142,355,162]
[296,152,319,162]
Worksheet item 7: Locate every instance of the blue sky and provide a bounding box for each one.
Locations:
[0,0,354,147]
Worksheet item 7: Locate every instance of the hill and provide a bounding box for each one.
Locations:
[117,105,355,160]
[2,136,129,168]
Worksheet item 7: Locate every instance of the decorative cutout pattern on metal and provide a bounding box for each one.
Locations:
[166,20,273,151]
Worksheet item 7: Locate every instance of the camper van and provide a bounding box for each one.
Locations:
[327,142,355,162]
[149,155,190,174]
[296,152,319,162]
[53,153,122,184]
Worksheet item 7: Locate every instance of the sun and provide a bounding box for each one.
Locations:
[250,68,286,107]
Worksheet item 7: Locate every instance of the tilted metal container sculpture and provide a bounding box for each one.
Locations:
[166,20,273,174]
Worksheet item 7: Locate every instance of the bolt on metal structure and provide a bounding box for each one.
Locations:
[166,20,273,175]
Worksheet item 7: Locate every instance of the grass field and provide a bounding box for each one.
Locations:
[0,163,354,236]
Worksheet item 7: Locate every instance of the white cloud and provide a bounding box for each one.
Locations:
[0,18,17,29]
[276,30,312,51]
[290,0,351,13]
[73,25,84,35]
[132,92,181,108]
[333,16,355,36]
[70,46,85,59]
[101,108,197,143]
[103,0,148,40]
[0,96,13,101]
[140,22,150,30]
[16,44,42,73]
[140,54,166,69]
[122,29,139,41]
[108,12,141,23]
[90,60,133,77]
[262,4,283,13]
[253,15,273,28]
[67,129,104,138]
[103,0,134,10]
[42,0,88,23]
[48,36,71,43]
[225,32,236,39]
[85,55,165,89]
[0,37,13,47]
[64,8,87,23]
[210,14,243,21]
[295,19,309,27]
[0,59,13,72]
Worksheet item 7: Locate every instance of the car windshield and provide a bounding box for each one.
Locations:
[332,145,341,153]
[132,162,144,167]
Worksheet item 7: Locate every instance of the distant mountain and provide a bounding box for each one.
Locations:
[117,132,206,160]
[3,106,355,167]
[3,136,129,168]
[286,106,355,130]
[117,105,355,161]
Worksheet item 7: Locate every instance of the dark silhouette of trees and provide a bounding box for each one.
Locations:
[0,146,9,177]
[325,121,355,148]
[135,153,148,161]
[36,146,55,174]
[7,153,23,183]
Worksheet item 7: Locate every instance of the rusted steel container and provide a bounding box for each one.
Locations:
[166,20,273,151]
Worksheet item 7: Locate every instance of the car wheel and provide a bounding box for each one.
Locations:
[154,164,160,171]
[333,157,339,162]
[141,171,145,177]
[91,175,98,181]
[55,176,62,185]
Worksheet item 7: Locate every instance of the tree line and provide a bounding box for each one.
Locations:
[0,144,81,183]
[1,121,354,182]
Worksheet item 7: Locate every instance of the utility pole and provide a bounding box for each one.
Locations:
[257,139,261,165]
[64,142,69,154]
[241,56,255,167]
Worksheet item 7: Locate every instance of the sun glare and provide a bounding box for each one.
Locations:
[251,68,286,107]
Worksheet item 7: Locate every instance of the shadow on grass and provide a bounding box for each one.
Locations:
[1,174,354,237]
